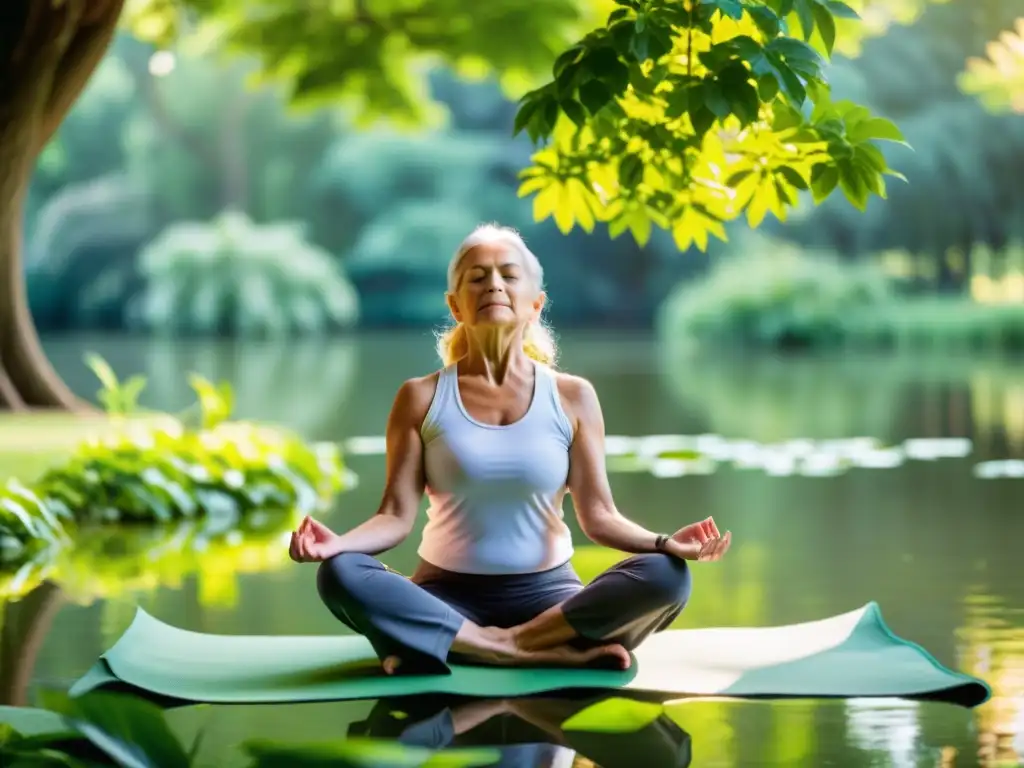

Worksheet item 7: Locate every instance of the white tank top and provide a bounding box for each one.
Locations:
[418,361,575,574]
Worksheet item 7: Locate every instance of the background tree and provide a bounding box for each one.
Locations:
[769,0,1024,292]
[1,0,903,412]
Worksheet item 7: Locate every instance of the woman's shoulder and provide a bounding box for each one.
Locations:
[392,371,443,421]
[550,369,601,421]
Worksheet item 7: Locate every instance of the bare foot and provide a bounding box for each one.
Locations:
[382,655,402,675]
[451,624,631,670]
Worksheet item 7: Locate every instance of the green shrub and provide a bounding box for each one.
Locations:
[0,355,350,573]
[122,210,360,337]
[657,235,894,352]
[658,235,1024,353]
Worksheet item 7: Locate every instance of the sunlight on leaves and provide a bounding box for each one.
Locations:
[958,17,1024,115]
[514,0,909,250]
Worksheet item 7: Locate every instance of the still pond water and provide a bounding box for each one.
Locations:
[2,332,1022,767]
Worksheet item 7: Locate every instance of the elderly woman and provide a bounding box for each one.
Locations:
[289,223,732,675]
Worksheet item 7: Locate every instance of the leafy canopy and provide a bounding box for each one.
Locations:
[123,0,909,251]
[514,0,910,251]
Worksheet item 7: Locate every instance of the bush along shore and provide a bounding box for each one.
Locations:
[658,237,1024,353]
[0,354,351,579]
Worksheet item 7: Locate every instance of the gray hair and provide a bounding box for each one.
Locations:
[436,223,558,367]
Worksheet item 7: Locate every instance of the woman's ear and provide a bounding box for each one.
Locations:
[531,291,547,320]
[446,292,462,322]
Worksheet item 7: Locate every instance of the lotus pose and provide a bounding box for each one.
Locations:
[289,223,732,675]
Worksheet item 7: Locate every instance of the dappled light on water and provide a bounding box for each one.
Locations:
[959,591,1024,766]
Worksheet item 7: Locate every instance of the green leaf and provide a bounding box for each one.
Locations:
[578,80,613,115]
[837,158,870,210]
[83,353,118,392]
[553,45,584,77]
[188,374,232,430]
[618,154,644,188]
[765,53,807,106]
[811,2,836,55]
[607,7,631,24]
[560,98,587,127]
[119,375,148,411]
[757,74,779,101]
[690,104,716,136]
[708,0,744,20]
[778,165,809,190]
[39,690,190,768]
[561,698,665,733]
[846,117,908,145]
[794,0,815,40]
[727,169,754,186]
[512,97,542,137]
[810,164,839,202]
[724,80,760,125]
[767,37,825,77]
[0,707,71,739]
[1,497,41,539]
[703,82,731,119]
[825,1,859,19]
[629,29,650,61]
[745,5,781,38]
[581,47,630,94]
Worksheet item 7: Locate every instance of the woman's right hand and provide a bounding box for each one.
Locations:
[288,515,340,563]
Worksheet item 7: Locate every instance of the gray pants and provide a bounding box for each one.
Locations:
[316,552,692,674]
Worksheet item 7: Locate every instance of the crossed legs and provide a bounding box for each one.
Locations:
[316,552,691,674]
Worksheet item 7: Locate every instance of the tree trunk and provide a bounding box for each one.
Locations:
[0,581,66,706]
[0,0,125,412]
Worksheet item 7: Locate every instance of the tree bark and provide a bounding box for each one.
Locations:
[0,0,125,412]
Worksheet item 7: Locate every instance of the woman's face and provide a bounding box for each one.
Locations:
[448,242,544,329]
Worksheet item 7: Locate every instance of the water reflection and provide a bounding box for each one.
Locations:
[661,352,1024,458]
[0,509,299,707]
[959,591,1024,767]
[42,336,360,439]
[7,334,1020,766]
[341,432,979,478]
[845,698,921,767]
[349,694,692,768]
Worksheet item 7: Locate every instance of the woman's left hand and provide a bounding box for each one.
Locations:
[666,516,732,562]
[288,515,339,563]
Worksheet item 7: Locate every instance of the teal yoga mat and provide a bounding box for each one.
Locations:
[69,602,990,708]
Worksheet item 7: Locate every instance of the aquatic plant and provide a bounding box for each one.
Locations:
[0,354,349,577]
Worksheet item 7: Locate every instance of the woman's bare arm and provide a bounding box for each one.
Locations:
[319,375,435,557]
[561,375,667,554]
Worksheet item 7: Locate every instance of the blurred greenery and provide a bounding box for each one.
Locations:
[0,355,348,583]
[657,233,894,351]
[0,689,501,768]
[118,0,909,254]
[20,0,1024,338]
[775,1,1024,270]
[958,17,1024,115]
[660,233,1024,353]
[124,210,359,337]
